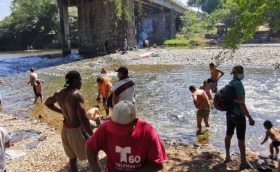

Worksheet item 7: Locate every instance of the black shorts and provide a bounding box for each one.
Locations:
[102,94,113,108]
[272,141,280,147]
[226,112,246,140]
[35,93,42,97]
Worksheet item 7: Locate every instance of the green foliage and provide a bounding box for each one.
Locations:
[163,39,203,46]
[180,11,201,37]
[211,0,238,28]
[188,0,222,14]
[223,0,280,49]
[115,0,133,21]
[0,0,60,50]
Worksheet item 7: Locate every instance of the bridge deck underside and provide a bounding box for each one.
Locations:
[61,0,184,14]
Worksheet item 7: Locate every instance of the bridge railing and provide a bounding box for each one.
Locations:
[169,0,189,10]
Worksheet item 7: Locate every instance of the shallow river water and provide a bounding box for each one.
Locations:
[0,50,279,156]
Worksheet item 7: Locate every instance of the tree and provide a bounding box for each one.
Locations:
[0,0,60,50]
[180,11,201,37]
[223,0,280,49]
[188,0,222,14]
[211,0,238,28]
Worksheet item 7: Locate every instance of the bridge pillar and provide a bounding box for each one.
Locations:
[170,9,176,39]
[78,0,136,54]
[136,10,176,47]
[57,0,71,56]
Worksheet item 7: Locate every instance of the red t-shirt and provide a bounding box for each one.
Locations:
[86,120,167,172]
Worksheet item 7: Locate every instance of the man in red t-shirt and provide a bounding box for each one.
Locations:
[86,100,167,172]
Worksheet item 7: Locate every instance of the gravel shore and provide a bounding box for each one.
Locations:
[104,44,280,68]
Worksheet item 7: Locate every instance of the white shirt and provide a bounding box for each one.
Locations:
[113,78,135,103]
[0,127,10,171]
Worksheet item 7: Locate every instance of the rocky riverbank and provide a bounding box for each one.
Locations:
[1,112,268,172]
[102,44,280,68]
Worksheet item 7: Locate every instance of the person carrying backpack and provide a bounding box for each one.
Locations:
[224,65,255,170]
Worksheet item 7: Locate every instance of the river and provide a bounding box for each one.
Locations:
[0,49,279,156]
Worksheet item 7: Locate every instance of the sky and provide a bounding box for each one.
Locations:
[0,0,12,20]
[0,0,189,20]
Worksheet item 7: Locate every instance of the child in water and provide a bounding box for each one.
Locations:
[260,120,280,159]
[34,80,44,103]
[200,79,212,100]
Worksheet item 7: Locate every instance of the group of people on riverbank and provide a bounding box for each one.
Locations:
[42,66,167,172]
[190,63,280,170]
[2,62,280,171]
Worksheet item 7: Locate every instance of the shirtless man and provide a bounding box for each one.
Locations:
[100,68,107,75]
[86,105,101,128]
[27,68,38,101]
[261,120,280,159]
[189,85,211,132]
[209,63,224,93]
[44,70,93,171]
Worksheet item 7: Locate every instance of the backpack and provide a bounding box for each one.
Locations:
[213,80,239,111]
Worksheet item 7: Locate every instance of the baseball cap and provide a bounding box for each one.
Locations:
[63,70,81,87]
[230,65,243,74]
[114,66,128,76]
[107,100,136,136]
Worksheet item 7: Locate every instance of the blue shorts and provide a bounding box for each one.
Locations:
[211,80,218,93]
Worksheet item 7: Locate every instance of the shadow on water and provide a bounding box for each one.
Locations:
[0,50,280,156]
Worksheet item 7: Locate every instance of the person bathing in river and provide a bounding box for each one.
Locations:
[34,80,44,103]
[86,105,102,129]
[209,63,224,93]
[189,85,211,133]
[261,120,280,160]
[26,68,38,102]
[199,79,212,100]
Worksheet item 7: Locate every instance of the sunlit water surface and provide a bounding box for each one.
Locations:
[0,50,279,156]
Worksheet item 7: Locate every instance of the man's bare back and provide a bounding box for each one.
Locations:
[192,89,210,110]
[268,128,280,141]
[86,107,101,121]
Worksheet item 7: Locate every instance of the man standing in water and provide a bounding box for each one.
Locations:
[209,63,224,93]
[224,65,255,170]
[45,70,93,171]
[189,85,211,133]
[26,68,38,102]
[112,66,135,106]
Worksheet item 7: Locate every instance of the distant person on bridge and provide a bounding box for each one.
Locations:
[209,63,224,93]
[44,70,93,172]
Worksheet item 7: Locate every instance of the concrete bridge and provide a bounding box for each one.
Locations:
[57,0,188,55]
